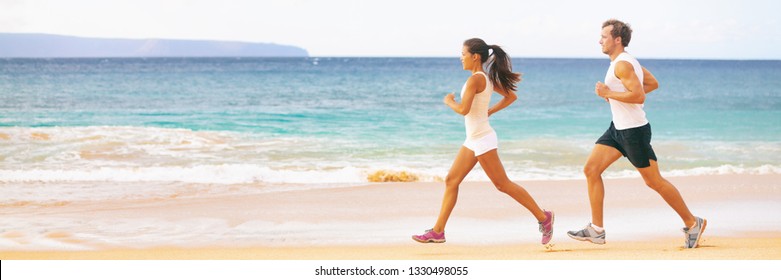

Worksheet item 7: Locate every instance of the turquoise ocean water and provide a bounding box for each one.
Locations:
[1,57,780,201]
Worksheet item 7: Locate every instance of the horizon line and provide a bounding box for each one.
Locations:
[2,32,779,61]
[1,56,779,61]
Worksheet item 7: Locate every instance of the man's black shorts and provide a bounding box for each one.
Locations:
[596,122,657,168]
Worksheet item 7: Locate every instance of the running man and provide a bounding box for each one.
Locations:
[567,19,707,248]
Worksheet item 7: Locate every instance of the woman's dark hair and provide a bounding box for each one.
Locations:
[463,38,521,92]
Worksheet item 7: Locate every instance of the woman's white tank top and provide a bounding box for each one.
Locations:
[460,72,494,140]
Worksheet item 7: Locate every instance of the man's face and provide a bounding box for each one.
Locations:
[600,25,618,54]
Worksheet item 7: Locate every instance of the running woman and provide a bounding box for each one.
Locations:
[412,38,554,245]
[567,19,707,248]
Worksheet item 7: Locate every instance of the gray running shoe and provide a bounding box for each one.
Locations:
[682,217,707,248]
[567,223,606,244]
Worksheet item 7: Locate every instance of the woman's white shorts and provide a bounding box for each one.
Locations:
[463,130,498,156]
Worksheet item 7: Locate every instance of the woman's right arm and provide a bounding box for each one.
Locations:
[488,85,517,116]
[444,74,482,115]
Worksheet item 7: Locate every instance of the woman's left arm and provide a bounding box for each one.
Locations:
[487,85,517,116]
[444,74,482,115]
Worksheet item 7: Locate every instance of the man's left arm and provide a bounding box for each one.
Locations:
[642,66,659,94]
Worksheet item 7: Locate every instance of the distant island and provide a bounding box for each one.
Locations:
[0,33,308,57]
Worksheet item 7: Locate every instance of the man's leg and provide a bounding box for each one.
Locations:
[636,160,696,227]
[582,144,622,227]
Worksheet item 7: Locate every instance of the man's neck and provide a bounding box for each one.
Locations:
[609,48,626,61]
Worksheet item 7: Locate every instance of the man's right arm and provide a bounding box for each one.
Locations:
[642,67,659,94]
[596,61,646,104]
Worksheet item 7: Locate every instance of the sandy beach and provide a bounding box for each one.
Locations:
[4,237,780,260]
[2,174,780,260]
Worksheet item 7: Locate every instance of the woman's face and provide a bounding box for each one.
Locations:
[460,45,478,70]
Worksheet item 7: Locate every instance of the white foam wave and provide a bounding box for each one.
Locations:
[2,164,779,185]
[664,164,781,177]
[2,126,780,184]
[602,164,781,179]
[0,164,366,184]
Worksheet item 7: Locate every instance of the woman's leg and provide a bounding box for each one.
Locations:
[432,146,478,233]
[477,149,546,222]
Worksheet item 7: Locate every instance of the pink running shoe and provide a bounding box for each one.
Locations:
[412,229,445,243]
[539,210,554,245]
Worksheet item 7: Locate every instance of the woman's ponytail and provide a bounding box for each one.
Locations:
[464,38,521,92]
[486,45,521,92]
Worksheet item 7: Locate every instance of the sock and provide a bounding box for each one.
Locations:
[591,223,604,233]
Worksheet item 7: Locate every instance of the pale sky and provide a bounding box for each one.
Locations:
[1,0,779,59]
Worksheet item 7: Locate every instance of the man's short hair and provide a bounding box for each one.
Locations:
[603,19,632,47]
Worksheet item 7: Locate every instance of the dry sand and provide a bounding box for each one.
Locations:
[1,174,779,260]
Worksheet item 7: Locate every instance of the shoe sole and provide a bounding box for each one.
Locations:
[567,233,606,245]
[412,236,445,243]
